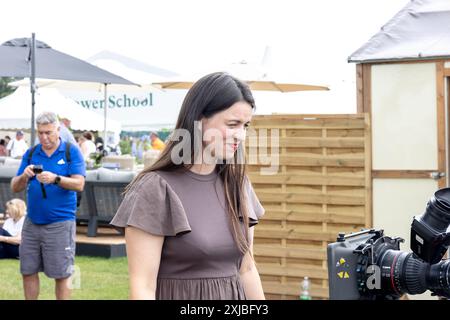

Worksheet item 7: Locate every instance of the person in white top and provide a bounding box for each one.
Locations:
[0,198,26,259]
[6,131,29,159]
[78,131,97,161]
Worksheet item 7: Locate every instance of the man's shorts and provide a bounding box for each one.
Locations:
[20,218,76,279]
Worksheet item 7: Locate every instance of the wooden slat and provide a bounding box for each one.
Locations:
[255,228,337,241]
[258,264,328,279]
[256,192,365,205]
[372,170,434,179]
[278,155,364,167]
[362,64,372,114]
[436,62,446,189]
[262,281,328,299]
[248,173,365,187]
[448,78,450,189]
[356,64,364,113]
[245,137,365,148]
[252,114,365,120]
[251,117,365,129]
[254,245,326,260]
[261,210,365,224]
[364,113,373,227]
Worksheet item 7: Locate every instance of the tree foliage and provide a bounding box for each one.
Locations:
[0,77,16,99]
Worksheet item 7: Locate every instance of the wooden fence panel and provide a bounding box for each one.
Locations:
[247,114,371,300]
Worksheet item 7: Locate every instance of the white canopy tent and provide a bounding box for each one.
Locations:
[0,87,122,135]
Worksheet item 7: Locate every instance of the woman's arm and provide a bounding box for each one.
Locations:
[125,226,164,300]
[0,234,21,245]
[239,227,265,299]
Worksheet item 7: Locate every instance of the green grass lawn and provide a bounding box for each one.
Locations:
[0,256,129,300]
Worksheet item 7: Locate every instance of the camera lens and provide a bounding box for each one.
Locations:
[379,250,428,296]
[357,237,450,299]
[383,251,450,297]
[422,188,450,232]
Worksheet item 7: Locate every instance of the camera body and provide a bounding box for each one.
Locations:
[327,229,380,300]
[32,164,43,174]
[328,229,410,300]
[327,188,450,300]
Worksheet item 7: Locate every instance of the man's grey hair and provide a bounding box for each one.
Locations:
[36,111,60,127]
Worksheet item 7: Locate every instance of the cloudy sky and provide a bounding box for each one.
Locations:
[2,0,410,114]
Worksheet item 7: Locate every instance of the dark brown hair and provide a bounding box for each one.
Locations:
[82,131,93,141]
[126,72,256,254]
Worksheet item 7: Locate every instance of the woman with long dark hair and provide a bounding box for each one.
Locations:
[111,72,265,300]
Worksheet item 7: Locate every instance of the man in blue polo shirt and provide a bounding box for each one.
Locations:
[11,111,86,300]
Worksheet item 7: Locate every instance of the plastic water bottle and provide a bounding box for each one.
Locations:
[299,276,312,300]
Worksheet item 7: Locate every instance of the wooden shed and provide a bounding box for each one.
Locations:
[349,0,450,250]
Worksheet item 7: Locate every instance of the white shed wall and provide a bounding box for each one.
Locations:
[371,63,437,170]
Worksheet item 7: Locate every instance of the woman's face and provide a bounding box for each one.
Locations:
[201,101,253,162]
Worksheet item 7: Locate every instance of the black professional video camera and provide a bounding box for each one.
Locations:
[327,188,450,300]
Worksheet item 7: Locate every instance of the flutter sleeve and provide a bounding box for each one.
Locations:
[110,171,191,236]
[245,176,265,228]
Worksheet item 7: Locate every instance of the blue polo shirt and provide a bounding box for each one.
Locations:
[17,139,86,225]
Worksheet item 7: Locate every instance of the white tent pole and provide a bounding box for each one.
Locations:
[103,83,108,144]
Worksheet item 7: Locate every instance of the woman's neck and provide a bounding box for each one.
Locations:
[189,163,216,175]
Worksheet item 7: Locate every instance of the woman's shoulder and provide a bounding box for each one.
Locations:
[128,170,180,194]
[111,169,191,236]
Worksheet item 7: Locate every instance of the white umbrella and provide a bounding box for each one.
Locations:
[154,77,329,92]
[153,61,329,92]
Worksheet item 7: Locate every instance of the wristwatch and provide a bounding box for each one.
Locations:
[54,175,61,185]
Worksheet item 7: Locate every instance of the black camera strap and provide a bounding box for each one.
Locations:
[39,182,47,199]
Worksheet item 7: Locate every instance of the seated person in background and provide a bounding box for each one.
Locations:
[0,198,27,259]
[0,139,7,156]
